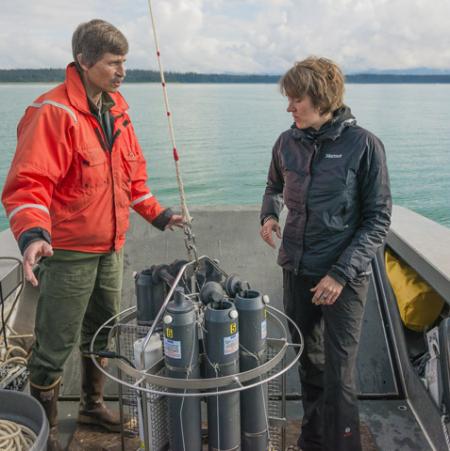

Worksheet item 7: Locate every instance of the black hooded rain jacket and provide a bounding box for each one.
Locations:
[260,106,392,285]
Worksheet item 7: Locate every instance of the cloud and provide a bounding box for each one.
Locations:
[0,0,449,73]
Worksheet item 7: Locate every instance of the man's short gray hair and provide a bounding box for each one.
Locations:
[72,19,128,69]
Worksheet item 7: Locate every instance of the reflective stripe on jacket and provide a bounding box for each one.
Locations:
[2,63,165,252]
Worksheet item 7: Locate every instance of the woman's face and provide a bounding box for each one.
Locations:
[286,95,330,130]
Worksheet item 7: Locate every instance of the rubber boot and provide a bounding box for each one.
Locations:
[30,380,64,451]
[78,355,122,432]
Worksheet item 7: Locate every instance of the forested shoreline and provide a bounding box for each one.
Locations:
[1,69,450,83]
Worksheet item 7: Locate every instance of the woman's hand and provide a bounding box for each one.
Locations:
[310,275,344,305]
[260,218,282,248]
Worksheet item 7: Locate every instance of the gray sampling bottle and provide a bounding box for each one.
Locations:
[235,290,269,450]
[163,287,202,451]
[135,269,166,331]
[205,299,241,451]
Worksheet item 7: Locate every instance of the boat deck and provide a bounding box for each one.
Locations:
[57,398,426,450]
[2,206,450,450]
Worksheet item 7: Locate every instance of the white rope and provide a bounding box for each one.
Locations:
[0,419,37,450]
[0,259,35,450]
[1,330,30,386]
[146,0,192,228]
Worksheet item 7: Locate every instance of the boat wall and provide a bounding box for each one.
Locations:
[387,205,450,305]
[1,205,449,402]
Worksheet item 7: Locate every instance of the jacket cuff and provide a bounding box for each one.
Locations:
[260,215,279,226]
[18,228,51,255]
[152,208,174,231]
[327,268,348,287]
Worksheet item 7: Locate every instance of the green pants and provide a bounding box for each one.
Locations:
[28,249,123,387]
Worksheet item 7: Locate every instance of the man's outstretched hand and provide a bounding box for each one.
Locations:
[23,240,53,287]
[165,214,185,231]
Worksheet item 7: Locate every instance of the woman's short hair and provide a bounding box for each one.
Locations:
[72,19,128,69]
[280,56,345,115]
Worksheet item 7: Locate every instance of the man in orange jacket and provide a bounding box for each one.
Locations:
[1,19,183,450]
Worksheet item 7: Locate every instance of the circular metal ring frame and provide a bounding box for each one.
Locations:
[90,304,303,398]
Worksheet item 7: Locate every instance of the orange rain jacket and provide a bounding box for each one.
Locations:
[2,64,168,253]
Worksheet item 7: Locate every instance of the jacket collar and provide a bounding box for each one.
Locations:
[65,63,129,116]
[292,105,356,143]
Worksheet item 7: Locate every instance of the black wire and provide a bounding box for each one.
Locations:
[0,257,24,340]
[0,283,8,349]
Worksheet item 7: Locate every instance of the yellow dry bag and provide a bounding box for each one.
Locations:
[385,249,445,332]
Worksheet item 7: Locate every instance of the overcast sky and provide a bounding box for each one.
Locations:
[1,0,449,74]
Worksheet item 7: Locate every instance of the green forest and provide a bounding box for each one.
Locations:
[1,69,450,83]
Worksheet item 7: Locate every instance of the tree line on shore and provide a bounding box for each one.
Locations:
[1,69,450,83]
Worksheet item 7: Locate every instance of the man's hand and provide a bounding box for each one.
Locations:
[260,218,282,249]
[311,275,344,306]
[23,240,53,287]
[165,214,184,231]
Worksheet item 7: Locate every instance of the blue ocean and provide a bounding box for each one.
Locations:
[0,83,449,231]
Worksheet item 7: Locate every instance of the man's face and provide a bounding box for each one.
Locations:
[81,52,127,94]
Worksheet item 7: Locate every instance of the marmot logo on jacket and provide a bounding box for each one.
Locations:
[325,153,343,159]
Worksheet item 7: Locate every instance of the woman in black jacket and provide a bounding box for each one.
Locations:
[260,56,392,451]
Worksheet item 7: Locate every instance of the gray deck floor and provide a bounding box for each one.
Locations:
[56,398,429,450]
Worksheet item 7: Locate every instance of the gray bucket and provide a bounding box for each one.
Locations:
[0,389,49,450]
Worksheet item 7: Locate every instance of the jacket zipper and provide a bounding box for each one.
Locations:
[295,141,320,275]
[111,119,129,147]
[91,113,117,250]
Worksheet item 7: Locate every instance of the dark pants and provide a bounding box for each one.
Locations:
[28,249,123,387]
[283,270,369,451]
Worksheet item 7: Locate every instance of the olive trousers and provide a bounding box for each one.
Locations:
[283,270,369,451]
[28,249,123,387]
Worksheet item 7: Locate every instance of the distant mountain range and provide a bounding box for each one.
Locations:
[1,68,450,83]
[351,67,450,75]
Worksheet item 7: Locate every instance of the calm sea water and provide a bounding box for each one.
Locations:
[0,83,449,232]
